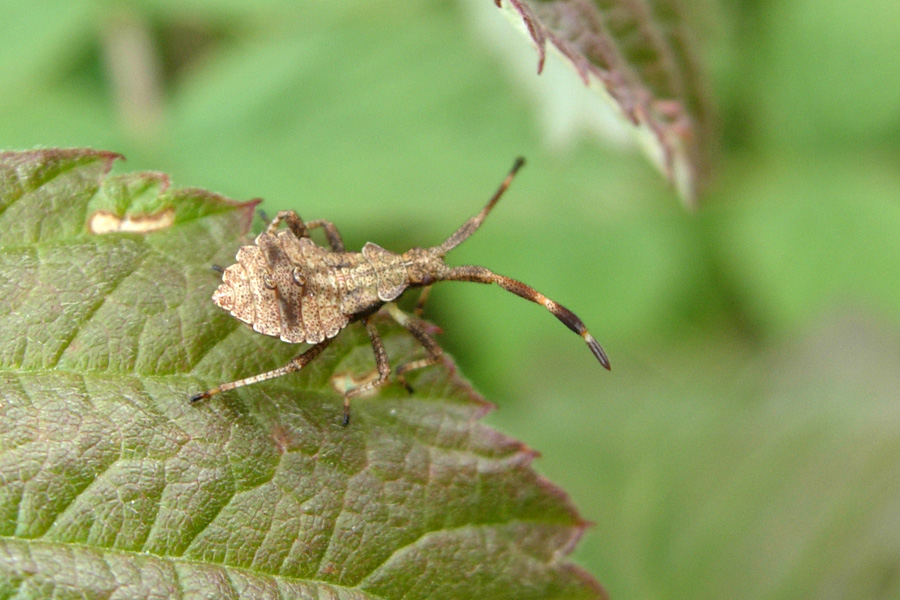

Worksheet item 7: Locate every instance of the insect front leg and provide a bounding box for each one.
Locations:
[386,303,443,392]
[413,285,432,318]
[265,210,311,239]
[190,338,334,402]
[304,219,345,252]
[342,316,392,426]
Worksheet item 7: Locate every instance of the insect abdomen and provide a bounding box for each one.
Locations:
[213,232,349,344]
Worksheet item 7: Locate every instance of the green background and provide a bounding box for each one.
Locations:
[3,0,900,598]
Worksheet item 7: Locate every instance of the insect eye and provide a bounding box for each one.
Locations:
[292,267,306,286]
[263,273,276,289]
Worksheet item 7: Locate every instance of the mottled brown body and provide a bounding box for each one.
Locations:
[192,158,610,425]
[213,236,407,345]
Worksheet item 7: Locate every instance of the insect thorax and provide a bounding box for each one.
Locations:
[212,230,409,345]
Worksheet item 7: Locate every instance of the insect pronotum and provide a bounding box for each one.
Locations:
[191,158,610,424]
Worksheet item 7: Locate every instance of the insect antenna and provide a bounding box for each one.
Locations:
[431,157,525,257]
[423,157,610,370]
[440,265,611,369]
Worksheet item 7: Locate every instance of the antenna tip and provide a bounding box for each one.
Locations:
[513,157,526,172]
[584,333,611,370]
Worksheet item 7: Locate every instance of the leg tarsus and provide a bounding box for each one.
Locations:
[342,396,351,426]
[190,390,211,403]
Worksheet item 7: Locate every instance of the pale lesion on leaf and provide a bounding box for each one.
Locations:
[330,368,383,396]
[88,207,176,235]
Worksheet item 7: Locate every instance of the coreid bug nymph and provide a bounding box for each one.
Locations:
[191,158,610,425]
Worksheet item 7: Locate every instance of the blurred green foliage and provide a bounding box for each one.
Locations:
[2,0,899,598]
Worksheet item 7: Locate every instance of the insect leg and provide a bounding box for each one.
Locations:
[442,265,611,369]
[304,219,345,252]
[386,303,443,391]
[190,337,334,403]
[413,285,432,317]
[265,210,311,238]
[342,316,392,425]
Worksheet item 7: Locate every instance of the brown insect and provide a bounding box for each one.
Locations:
[191,158,610,424]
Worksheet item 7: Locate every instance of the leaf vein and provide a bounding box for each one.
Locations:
[48,255,144,370]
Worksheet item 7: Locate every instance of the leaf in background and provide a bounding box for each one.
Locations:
[714,156,900,333]
[0,0,96,95]
[492,0,716,204]
[0,149,605,599]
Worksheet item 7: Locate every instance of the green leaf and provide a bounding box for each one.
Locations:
[750,0,900,146]
[0,149,604,599]
[713,155,900,333]
[491,0,716,204]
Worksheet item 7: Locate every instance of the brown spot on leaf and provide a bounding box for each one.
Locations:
[270,424,301,453]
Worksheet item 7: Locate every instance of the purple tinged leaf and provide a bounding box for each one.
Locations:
[494,0,716,204]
